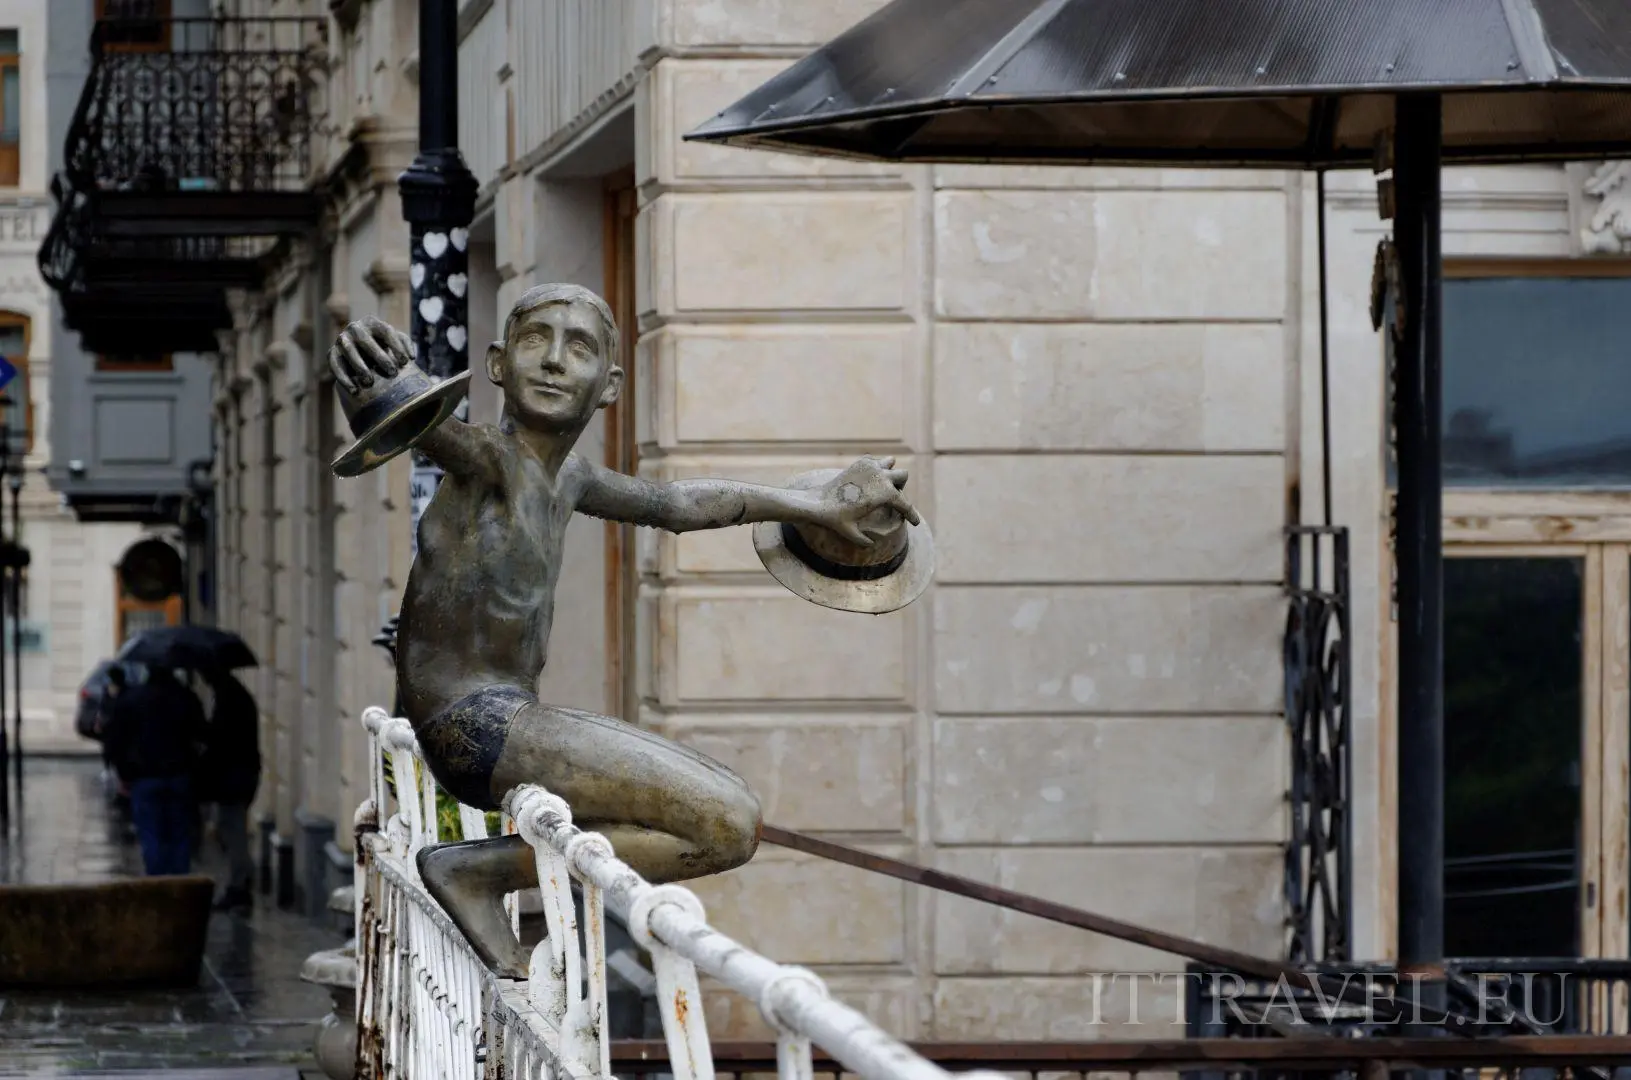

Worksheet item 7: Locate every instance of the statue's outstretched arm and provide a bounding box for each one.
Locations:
[329,316,492,478]
[572,455,918,546]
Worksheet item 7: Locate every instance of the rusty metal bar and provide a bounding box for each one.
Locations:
[611,1035,1631,1070]
[761,826,1487,1035]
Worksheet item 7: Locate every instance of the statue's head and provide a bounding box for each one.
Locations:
[486,283,623,434]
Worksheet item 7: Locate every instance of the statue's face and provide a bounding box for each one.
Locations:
[491,300,618,431]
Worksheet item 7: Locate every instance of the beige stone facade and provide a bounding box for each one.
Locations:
[209,0,1631,1042]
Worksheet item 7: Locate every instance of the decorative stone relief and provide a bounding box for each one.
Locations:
[0,275,48,303]
[1571,161,1631,256]
[0,200,47,245]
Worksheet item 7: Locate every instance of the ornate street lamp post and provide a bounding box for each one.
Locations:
[378,0,478,669]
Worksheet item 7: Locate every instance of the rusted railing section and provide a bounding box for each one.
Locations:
[610,1036,1631,1078]
[353,705,1008,1080]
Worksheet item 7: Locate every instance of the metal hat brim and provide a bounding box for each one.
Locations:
[331,369,472,478]
[753,517,935,615]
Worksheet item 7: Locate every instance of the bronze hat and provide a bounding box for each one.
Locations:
[331,364,472,478]
[753,468,934,615]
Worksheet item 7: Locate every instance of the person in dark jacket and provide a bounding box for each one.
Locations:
[103,665,206,876]
[197,667,261,911]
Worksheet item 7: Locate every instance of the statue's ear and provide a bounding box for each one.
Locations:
[598,365,625,409]
[484,341,505,386]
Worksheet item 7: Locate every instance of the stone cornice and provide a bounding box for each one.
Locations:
[364,255,411,298]
[291,319,316,357]
[265,340,298,374]
[325,114,418,192]
[325,291,352,326]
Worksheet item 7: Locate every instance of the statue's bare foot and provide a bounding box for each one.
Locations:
[416,834,537,979]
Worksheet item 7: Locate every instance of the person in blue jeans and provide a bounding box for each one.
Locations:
[103,665,206,876]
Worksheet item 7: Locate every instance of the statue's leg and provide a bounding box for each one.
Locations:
[411,688,760,973]
[417,835,537,978]
[487,701,763,884]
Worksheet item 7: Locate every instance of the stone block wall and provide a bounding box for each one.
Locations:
[629,1,1295,1040]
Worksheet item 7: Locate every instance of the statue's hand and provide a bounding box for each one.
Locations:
[329,316,416,395]
[811,455,921,547]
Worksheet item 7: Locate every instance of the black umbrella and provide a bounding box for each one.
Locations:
[686,0,1631,1005]
[118,626,258,671]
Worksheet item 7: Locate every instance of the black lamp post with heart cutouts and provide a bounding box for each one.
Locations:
[379,0,479,672]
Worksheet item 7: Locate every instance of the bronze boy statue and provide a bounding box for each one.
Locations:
[328,283,922,975]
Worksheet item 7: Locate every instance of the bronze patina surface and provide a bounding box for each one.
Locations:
[329,283,920,975]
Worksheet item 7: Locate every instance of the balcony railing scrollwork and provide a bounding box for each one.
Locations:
[1284,526,1352,966]
[39,16,326,356]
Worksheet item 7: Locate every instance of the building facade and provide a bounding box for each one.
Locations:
[1,0,216,753]
[206,0,1631,1041]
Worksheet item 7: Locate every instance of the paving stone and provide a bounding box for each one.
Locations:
[0,758,338,1076]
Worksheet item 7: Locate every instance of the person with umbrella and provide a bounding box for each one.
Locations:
[101,661,207,877]
[119,626,260,901]
[195,664,261,912]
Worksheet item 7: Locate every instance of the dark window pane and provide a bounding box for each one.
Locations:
[1444,278,1631,487]
[1,63,17,141]
[1445,557,1582,958]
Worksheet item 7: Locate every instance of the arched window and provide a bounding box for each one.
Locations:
[0,310,32,456]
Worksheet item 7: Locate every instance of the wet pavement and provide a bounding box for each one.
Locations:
[0,757,342,1077]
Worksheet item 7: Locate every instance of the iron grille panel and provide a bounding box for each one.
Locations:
[1284,525,1352,965]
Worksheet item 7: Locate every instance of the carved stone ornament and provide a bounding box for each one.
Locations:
[1573,161,1631,256]
[1370,238,1404,341]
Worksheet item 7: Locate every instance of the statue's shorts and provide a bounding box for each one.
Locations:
[412,684,533,810]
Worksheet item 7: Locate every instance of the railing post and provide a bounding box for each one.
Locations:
[761,967,826,1080]
[421,752,440,846]
[459,804,489,840]
[388,741,423,854]
[629,885,715,1080]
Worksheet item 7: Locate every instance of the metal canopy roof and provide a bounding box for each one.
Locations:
[686,0,1631,168]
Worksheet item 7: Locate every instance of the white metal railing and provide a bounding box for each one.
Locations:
[354,705,1005,1080]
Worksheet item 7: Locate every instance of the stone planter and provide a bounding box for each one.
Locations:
[301,944,358,1080]
[0,875,214,988]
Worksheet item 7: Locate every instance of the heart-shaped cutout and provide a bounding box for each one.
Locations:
[422,232,449,260]
[447,273,468,298]
[451,227,469,252]
[419,296,445,324]
[447,325,467,351]
[409,263,426,289]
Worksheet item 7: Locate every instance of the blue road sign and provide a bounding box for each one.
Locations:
[0,355,16,391]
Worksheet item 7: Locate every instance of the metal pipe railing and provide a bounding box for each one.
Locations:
[356,705,1004,1080]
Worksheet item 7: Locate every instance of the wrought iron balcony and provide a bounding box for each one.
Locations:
[39,16,326,356]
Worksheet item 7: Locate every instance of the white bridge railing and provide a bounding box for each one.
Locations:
[354,705,1002,1080]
